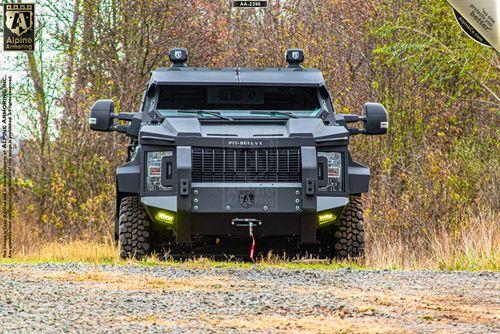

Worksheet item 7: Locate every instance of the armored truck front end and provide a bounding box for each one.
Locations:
[89,49,388,259]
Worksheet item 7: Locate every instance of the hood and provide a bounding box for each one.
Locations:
[139,118,349,146]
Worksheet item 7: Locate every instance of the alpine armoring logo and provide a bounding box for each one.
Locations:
[3,3,35,51]
[239,191,255,208]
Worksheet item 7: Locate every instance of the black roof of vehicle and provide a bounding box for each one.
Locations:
[148,67,326,87]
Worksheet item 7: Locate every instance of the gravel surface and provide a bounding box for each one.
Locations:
[0,263,498,333]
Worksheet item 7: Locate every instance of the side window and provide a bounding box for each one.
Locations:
[140,91,147,112]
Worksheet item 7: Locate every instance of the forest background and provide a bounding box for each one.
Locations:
[0,0,498,269]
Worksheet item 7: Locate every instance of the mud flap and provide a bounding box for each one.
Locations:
[300,211,316,244]
[114,217,119,242]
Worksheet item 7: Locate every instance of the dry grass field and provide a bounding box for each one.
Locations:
[8,211,499,272]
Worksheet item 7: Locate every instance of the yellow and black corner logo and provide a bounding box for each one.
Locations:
[3,3,35,51]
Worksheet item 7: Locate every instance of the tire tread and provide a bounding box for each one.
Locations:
[119,196,151,259]
[333,195,365,258]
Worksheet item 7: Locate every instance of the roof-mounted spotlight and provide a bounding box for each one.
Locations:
[169,48,188,67]
[286,48,304,68]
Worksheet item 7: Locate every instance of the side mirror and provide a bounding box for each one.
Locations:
[364,102,388,135]
[89,99,114,131]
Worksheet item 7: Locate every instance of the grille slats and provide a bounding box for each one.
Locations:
[192,147,301,183]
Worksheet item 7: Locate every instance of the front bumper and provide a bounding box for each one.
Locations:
[141,192,349,244]
[141,194,349,214]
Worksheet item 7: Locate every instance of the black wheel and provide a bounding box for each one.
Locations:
[333,195,365,258]
[119,196,151,259]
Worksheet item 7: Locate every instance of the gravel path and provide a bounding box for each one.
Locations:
[0,263,498,333]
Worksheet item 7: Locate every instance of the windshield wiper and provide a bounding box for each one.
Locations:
[250,110,298,118]
[177,110,233,121]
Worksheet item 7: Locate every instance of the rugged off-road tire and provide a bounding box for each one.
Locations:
[333,195,365,258]
[119,196,151,260]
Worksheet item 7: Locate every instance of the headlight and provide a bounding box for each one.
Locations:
[317,152,343,192]
[146,151,173,191]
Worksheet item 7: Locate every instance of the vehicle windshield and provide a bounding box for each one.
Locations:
[156,85,321,118]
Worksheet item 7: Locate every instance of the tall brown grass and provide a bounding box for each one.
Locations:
[365,209,499,271]
[7,210,498,271]
[12,240,119,264]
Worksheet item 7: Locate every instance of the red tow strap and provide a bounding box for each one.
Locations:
[250,234,256,261]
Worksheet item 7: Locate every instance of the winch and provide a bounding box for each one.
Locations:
[231,218,262,260]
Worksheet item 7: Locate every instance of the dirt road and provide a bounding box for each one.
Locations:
[0,263,498,333]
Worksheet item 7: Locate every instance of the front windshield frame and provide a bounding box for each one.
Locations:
[154,84,326,119]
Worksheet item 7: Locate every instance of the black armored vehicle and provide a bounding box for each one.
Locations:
[89,48,388,259]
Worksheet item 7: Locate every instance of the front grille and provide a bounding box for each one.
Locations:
[192,147,302,182]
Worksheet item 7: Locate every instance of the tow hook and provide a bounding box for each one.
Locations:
[231,218,262,261]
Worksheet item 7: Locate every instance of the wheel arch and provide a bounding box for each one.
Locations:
[347,152,370,194]
[115,161,141,241]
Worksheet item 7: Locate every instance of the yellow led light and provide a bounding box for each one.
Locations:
[318,212,336,225]
[319,213,333,221]
[155,211,174,225]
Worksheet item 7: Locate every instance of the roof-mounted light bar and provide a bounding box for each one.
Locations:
[286,48,304,68]
[169,48,188,67]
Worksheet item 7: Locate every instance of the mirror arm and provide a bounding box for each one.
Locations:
[110,112,141,137]
[340,113,367,135]
[112,125,129,134]
[115,112,135,121]
[341,103,388,136]
[340,114,366,123]
[347,127,366,135]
